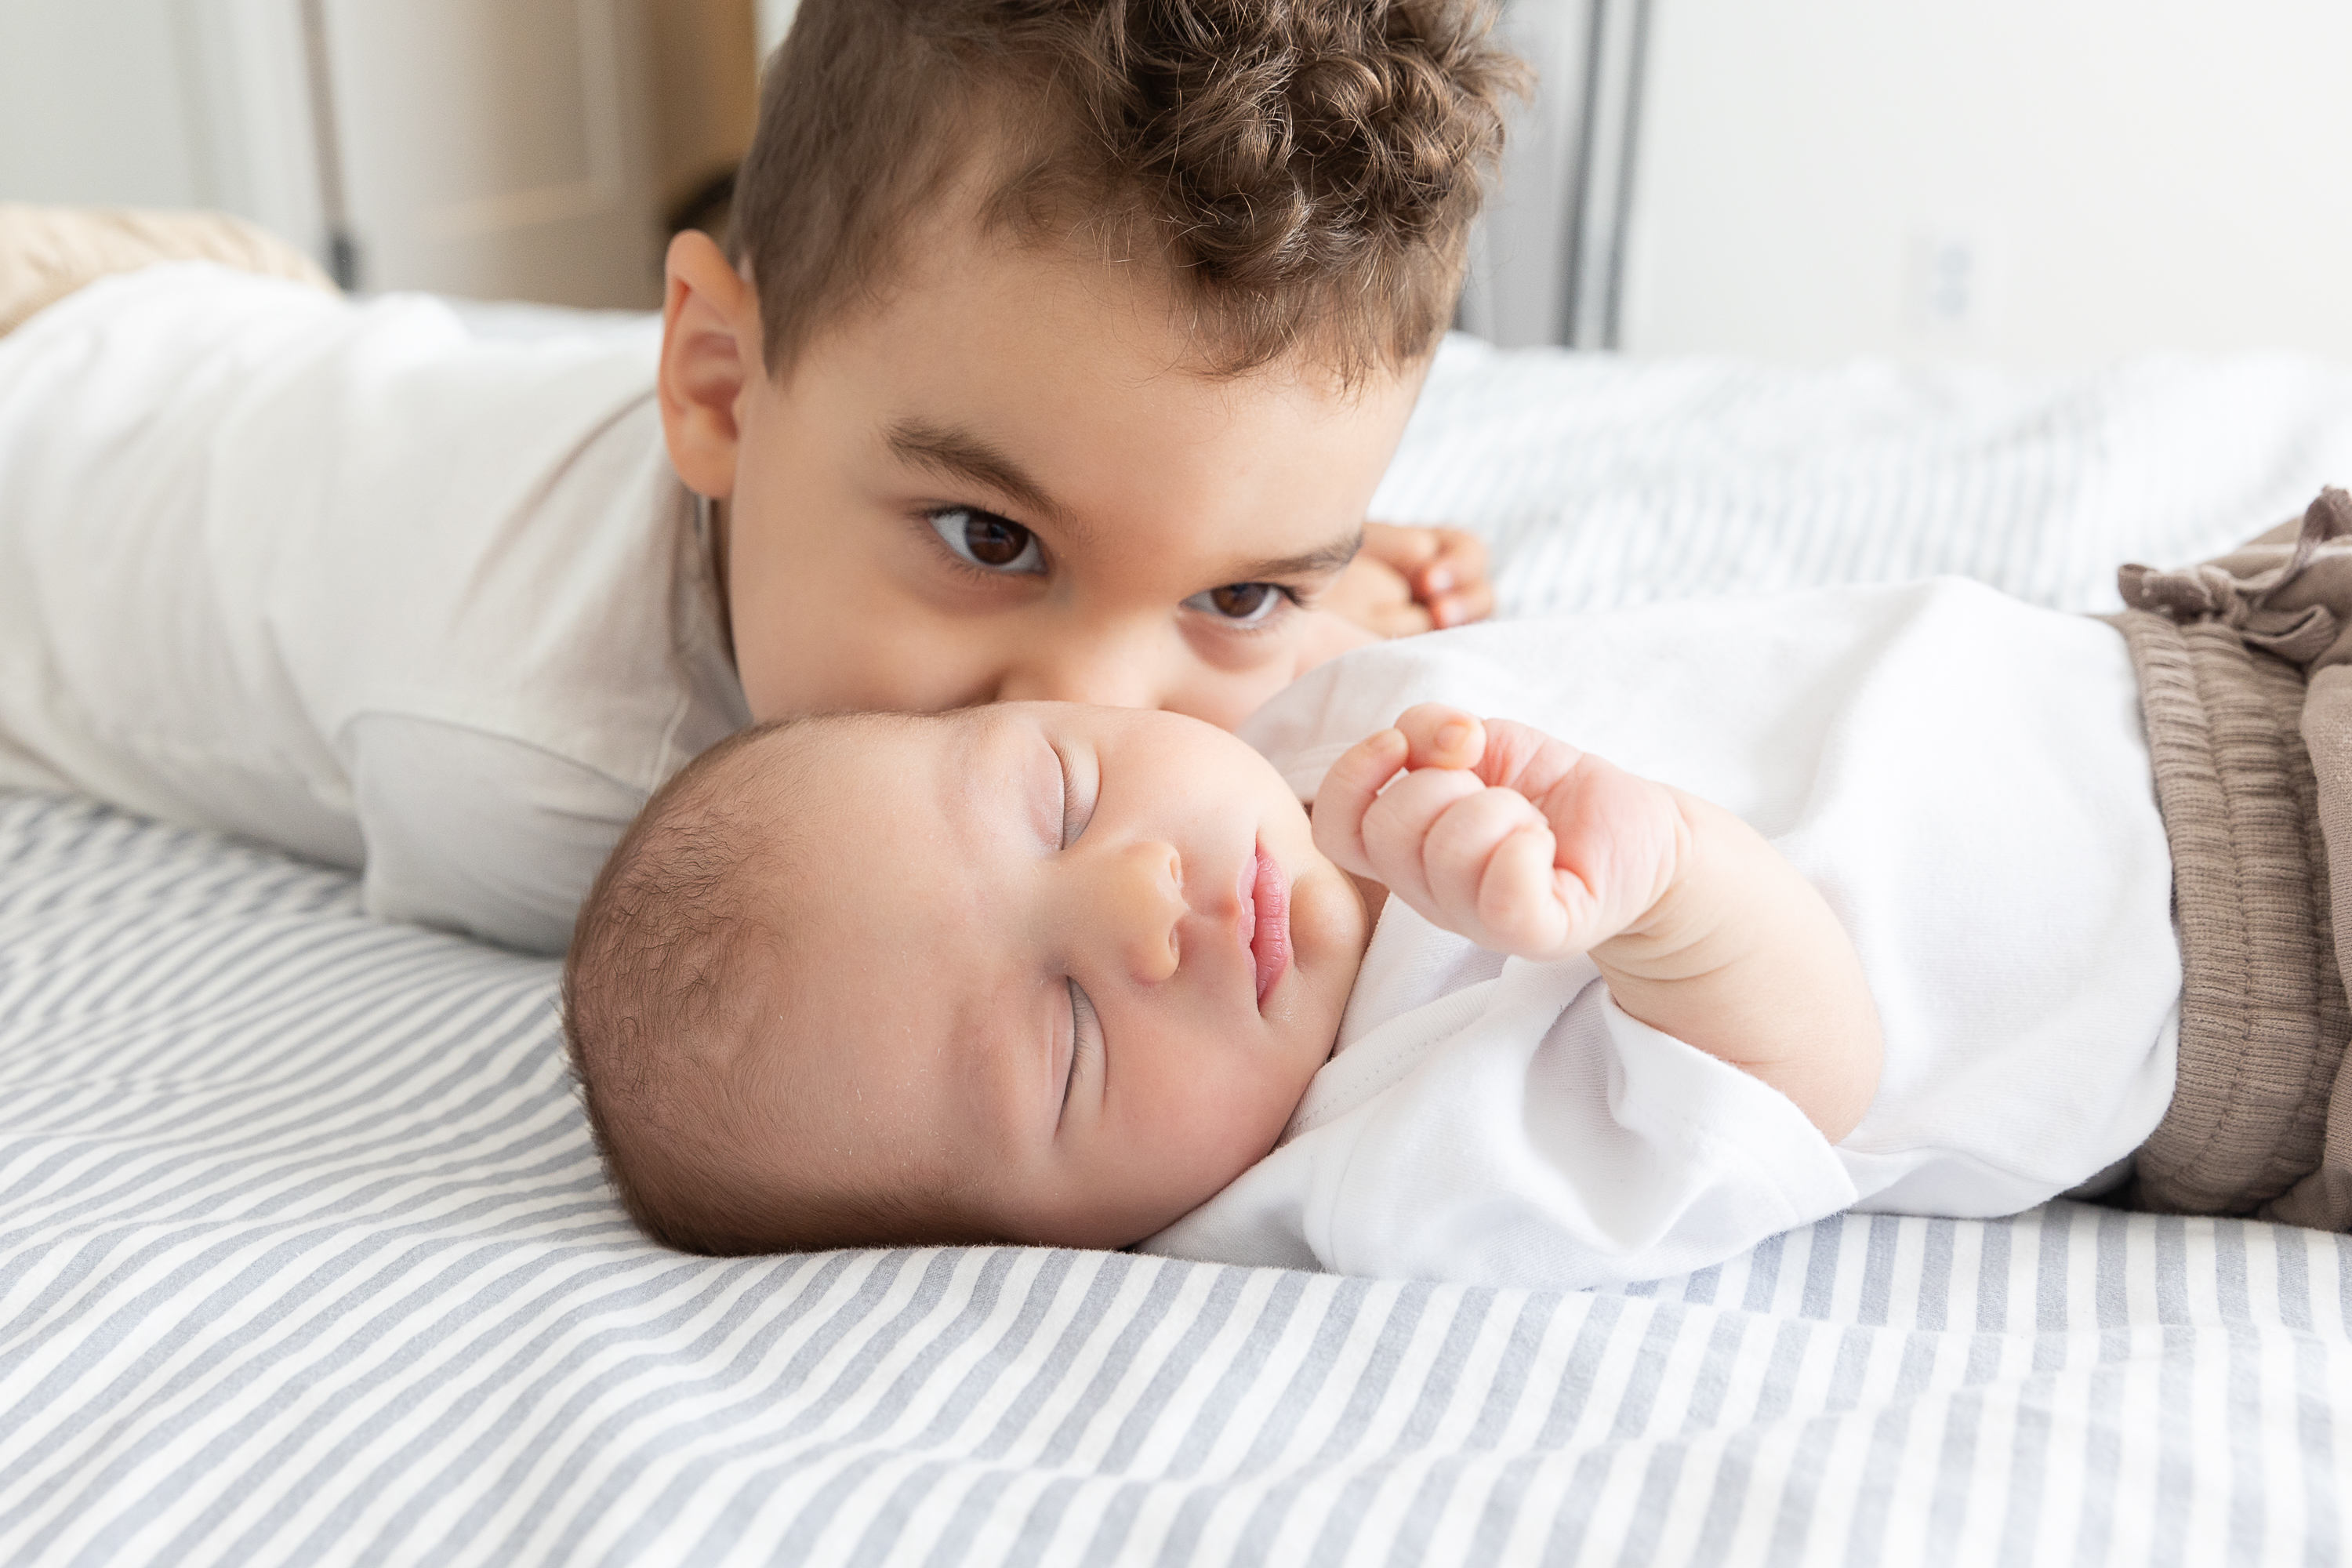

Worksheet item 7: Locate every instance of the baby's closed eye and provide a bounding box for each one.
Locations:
[1060,979,1101,1120]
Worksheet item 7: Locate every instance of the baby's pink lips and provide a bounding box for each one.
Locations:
[1246,841,1291,1007]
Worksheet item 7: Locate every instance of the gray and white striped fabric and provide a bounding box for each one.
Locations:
[16,342,2352,1564]
[4,790,2350,1566]
[1379,339,2352,619]
[3,789,2348,1565]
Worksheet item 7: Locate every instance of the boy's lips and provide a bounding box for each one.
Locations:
[1243,842,1291,1007]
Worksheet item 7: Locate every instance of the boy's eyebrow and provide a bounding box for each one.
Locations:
[1227,532,1366,582]
[886,419,1077,534]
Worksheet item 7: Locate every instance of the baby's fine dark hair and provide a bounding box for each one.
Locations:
[564,715,983,1255]
[561,720,807,1253]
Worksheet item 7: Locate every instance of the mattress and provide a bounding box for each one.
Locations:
[12,339,2352,1563]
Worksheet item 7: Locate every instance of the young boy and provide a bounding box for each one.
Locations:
[560,495,2352,1287]
[0,1,1520,952]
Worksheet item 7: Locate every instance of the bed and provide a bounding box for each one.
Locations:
[8,330,2352,1564]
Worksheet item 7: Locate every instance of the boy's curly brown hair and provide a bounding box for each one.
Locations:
[730,0,1524,387]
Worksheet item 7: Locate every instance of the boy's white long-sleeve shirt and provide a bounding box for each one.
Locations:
[1142,580,2183,1290]
[0,264,747,953]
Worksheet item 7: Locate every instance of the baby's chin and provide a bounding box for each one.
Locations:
[1008,1184,1234,1252]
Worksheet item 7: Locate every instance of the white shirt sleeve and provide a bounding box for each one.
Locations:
[1161,585,2182,1286]
[346,715,644,953]
[1144,927,1858,1292]
[0,265,747,952]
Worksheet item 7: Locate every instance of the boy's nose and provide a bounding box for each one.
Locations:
[1093,840,1185,984]
[996,641,1163,710]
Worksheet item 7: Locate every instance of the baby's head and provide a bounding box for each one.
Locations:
[660,1,1523,729]
[564,703,1374,1254]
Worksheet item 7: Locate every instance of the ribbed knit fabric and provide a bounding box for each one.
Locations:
[2118,488,2352,1226]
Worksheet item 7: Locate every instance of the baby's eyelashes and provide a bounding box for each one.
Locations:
[1060,979,1101,1120]
[1054,744,1096,848]
[1054,746,1080,848]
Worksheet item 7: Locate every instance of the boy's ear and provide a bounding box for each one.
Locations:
[659,230,761,499]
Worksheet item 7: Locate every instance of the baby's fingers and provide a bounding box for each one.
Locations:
[1419,786,1552,937]
[1312,728,1410,877]
[1392,703,1485,771]
[1359,765,1487,909]
[1476,822,1578,958]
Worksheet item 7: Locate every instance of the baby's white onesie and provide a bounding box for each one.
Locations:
[1142,579,2183,1290]
[0,263,748,952]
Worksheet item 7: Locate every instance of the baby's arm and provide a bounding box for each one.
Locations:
[1313,704,1883,1142]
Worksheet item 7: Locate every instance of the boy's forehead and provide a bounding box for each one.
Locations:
[801,192,1426,419]
[790,223,1421,562]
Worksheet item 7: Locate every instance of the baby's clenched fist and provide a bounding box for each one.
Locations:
[1311,703,1686,962]
[1312,702,1883,1141]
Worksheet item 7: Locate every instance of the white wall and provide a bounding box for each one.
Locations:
[753,0,797,63]
[0,0,664,307]
[0,0,327,261]
[1624,1,2352,365]
[0,0,218,209]
[1458,0,1589,350]
[321,0,663,307]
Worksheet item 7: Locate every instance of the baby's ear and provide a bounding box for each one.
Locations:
[658,230,758,498]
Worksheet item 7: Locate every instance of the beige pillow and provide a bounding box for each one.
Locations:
[0,204,335,337]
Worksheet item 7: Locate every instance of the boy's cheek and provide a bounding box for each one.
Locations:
[1294,608,1382,674]
[730,587,1325,731]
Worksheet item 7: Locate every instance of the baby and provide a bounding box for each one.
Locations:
[568,492,2352,1285]
[572,566,2224,1287]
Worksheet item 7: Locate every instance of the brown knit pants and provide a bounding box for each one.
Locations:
[2117,488,2352,1229]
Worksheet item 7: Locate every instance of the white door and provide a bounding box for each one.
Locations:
[318,0,663,307]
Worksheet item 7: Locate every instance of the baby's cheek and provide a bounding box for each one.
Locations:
[1199,1069,1305,1173]
[1288,873,1370,986]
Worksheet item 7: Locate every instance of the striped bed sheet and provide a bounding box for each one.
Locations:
[3,789,2347,1565]
[1379,338,2352,620]
[13,342,2352,1564]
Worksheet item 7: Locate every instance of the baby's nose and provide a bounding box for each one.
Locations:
[1104,841,1185,984]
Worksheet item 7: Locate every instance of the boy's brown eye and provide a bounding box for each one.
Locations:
[928,507,1045,575]
[1189,582,1290,624]
[966,516,1031,566]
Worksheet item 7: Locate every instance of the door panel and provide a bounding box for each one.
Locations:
[321,0,662,306]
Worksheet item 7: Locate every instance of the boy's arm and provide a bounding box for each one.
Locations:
[1313,704,1883,1142]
